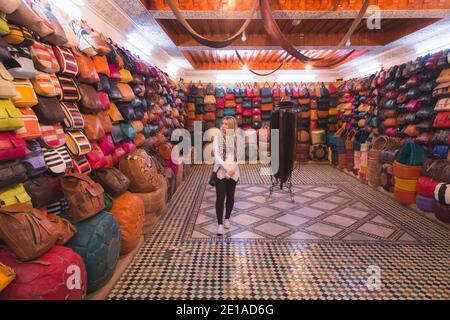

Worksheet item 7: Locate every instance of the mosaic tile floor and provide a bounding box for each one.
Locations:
[108,165,450,300]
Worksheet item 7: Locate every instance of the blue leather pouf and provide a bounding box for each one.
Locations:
[66,211,121,294]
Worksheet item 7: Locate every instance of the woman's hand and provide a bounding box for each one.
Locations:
[228,168,236,176]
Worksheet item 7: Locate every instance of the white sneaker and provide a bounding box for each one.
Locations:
[224,219,231,229]
[217,224,224,235]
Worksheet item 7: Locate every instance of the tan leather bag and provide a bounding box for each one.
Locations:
[47,214,76,245]
[72,48,99,84]
[0,204,59,261]
[116,83,135,102]
[61,173,105,223]
[98,110,112,133]
[119,149,160,193]
[82,114,105,141]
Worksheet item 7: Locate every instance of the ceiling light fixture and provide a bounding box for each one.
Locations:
[345,39,351,47]
[292,19,302,26]
[241,30,247,42]
[305,63,312,70]
[242,64,249,71]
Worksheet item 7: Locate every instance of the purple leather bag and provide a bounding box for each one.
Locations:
[415,194,435,212]
[433,201,450,223]
[21,140,47,177]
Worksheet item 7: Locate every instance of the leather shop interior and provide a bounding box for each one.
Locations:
[0,0,449,301]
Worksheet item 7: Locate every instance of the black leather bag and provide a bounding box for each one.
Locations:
[0,161,27,189]
[117,102,137,121]
[93,167,130,197]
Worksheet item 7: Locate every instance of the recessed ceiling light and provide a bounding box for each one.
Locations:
[292,19,301,26]
[305,63,312,70]
[345,39,351,47]
[242,64,249,71]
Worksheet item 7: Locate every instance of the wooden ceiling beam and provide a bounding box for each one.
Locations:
[172,32,387,47]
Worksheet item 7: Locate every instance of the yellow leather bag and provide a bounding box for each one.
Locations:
[31,72,57,97]
[116,83,135,102]
[11,80,38,108]
[119,69,133,84]
[0,184,32,207]
[0,262,16,293]
[108,102,124,122]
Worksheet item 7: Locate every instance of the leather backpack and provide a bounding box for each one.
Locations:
[119,149,160,193]
[0,203,59,261]
[93,167,130,197]
[61,173,105,223]
[0,160,27,189]
[24,174,63,208]
[46,214,76,245]
[33,96,65,124]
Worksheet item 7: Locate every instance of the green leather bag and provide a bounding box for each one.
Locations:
[397,141,427,166]
[120,121,136,140]
[0,99,24,131]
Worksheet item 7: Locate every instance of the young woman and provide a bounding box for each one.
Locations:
[213,116,240,235]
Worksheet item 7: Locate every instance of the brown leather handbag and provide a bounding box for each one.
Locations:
[0,204,59,261]
[47,214,76,245]
[72,48,100,84]
[119,149,160,193]
[93,167,130,197]
[78,83,103,114]
[82,114,105,141]
[98,110,112,133]
[61,173,105,222]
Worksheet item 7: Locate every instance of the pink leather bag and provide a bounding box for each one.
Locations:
[86,142,107,170]
[98,134,115,156]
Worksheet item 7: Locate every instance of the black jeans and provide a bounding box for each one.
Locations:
[215,178,237,225]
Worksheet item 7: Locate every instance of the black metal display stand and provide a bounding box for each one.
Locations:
[267,101,299,203]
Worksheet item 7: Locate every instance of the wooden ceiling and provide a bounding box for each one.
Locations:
[143,0,450,11]
[183,49,368,70]
[157,18,438,48]
[144,0,447,70]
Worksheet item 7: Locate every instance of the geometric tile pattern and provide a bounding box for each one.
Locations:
[188,184,424,244]
[108,164,450,300]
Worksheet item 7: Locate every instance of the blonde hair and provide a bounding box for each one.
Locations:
[219,116,238,161]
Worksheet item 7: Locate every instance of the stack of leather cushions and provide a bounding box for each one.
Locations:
[260,83,273,127]
[194,82,205,127]
[393,141,427,204]
[317,83,330,131]
[344,128,356,172]
[224,85,236,121]
[203,83,216,130]
[327,84,339,133]
[241,84,252,130]
[296,84,311,162]
[379,139,402,193]
[215,84,225,128]
[431,68,450,160]
[0,2,185,298]
[418,159,450,223]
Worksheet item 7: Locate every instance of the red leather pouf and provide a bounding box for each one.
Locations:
[0,246,87,300]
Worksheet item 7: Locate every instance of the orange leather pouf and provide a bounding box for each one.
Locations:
[109,192,145,255]
[134,176,168,217]
[394,187,416,204]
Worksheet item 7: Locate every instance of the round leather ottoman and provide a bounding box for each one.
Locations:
[0,246,87,300]
[415,194,435,212]
[433,201,450,223]
[110,192,145,255]
[66,211,121,294]
[134,176,168,216]
[394,187,416,205]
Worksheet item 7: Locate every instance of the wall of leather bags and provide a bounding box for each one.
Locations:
[329,47,450,224]
[0,0,187,299]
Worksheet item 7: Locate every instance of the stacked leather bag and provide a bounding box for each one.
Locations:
[393,141,427,204]
[215,84,225,128]
[203,83,216,130]
[0,0,186,298]
[379,139,403,193]
[310,129,327,161]
[296,83,311,162]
